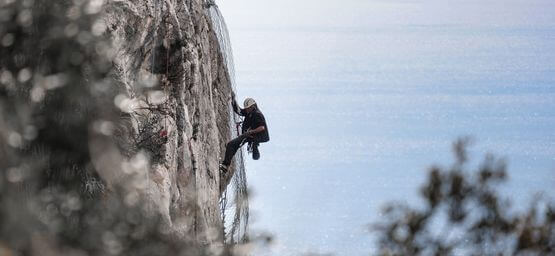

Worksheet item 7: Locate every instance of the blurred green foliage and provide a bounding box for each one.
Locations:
[373,138,554,255]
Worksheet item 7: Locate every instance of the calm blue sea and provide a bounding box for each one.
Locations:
[230,25,555,255]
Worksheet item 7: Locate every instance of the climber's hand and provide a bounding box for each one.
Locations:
[231,94,237,105]
[243,130,254,138]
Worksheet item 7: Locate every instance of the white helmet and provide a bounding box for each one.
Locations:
[243,98,256,108]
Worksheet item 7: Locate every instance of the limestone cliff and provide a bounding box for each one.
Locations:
[102,0,246,245]
[0,0,247,253]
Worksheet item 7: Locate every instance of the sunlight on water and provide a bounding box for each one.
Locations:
[231,25,555,256]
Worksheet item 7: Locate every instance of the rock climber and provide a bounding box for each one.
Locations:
[219,93,269,174]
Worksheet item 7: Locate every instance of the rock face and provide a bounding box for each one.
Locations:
[0,0,238,252]
[103,0,240,245]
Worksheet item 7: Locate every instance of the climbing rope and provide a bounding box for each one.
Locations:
[150,0,159,76]
[149,0,171,141]
[235,121,242,135]
[160,35,171,139]
[145,0,164,216]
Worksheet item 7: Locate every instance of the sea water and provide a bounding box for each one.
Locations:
[230,25,555,255]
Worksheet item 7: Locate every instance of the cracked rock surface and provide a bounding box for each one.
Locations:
[104,0,235,244]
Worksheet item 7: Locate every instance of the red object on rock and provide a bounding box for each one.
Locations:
[160,130,168,137]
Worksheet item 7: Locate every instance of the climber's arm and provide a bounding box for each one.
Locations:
[231,96,245,116]
[245,125,265,136]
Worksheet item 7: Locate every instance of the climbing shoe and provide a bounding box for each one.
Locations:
[252,143,260,160]
[219,163,228,174]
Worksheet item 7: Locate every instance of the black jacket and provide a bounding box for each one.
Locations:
[233,102,270,143]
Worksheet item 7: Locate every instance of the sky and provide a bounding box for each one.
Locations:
[219,0,555,28]
[216,0,555,255]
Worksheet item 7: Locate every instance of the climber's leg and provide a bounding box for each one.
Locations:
[252,142,260,160]
[221,135,247,167]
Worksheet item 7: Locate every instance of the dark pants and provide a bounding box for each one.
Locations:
[222,134,258,166]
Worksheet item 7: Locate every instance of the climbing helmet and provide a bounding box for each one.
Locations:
[243,98,256,108]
